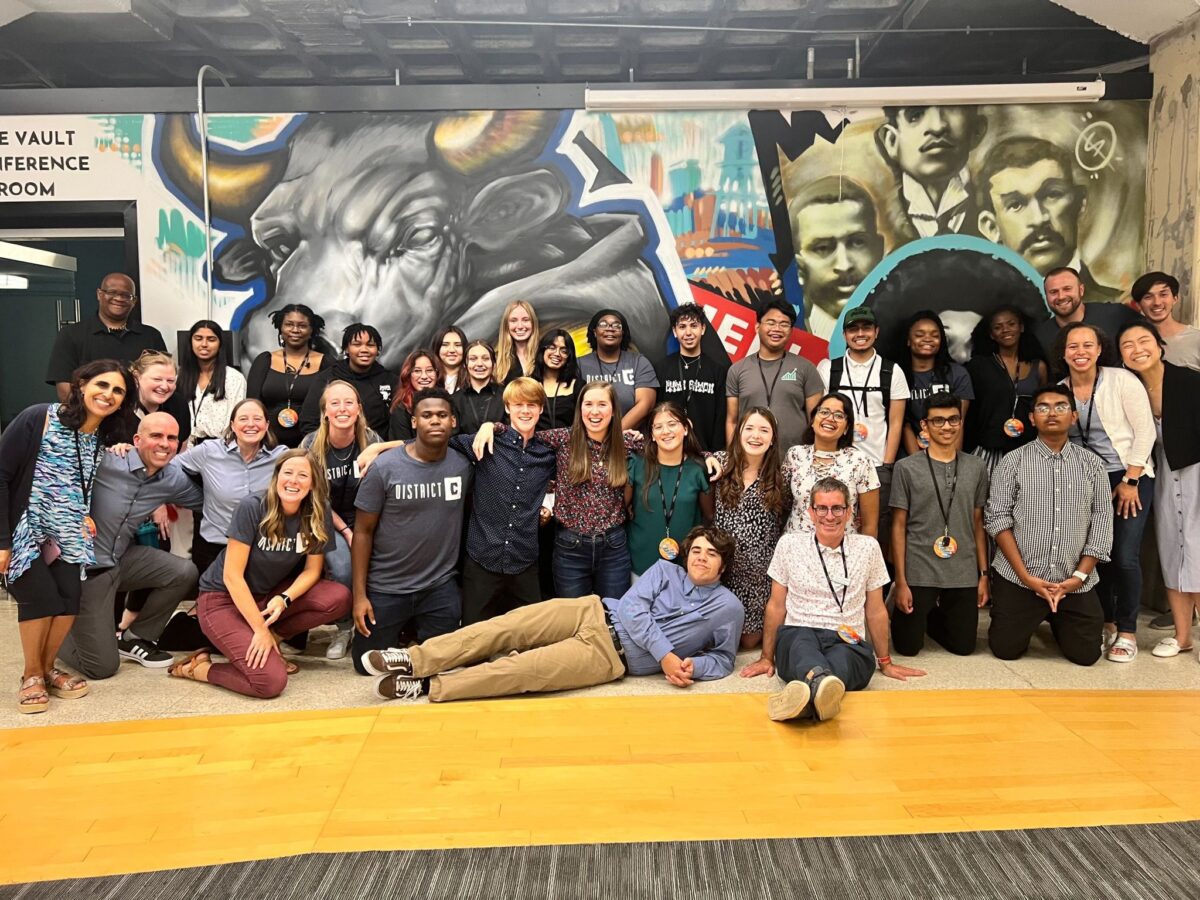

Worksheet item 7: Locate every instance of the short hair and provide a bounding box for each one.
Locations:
[922,391,962,418]
[223,398,278,448]
[788,175,879,239]
[502,376,546,407]
[411,387,454,413]
[809,476,851,507]
[669,303,709,330]
[341,323,383,352]
[1131,271,1180,301]
[586,308,631,352]
[268,303,325,337]
[1030,383,1076,412]
[977,137,1078,214]
[681,525,736,572]
[755,295,798,326]
[1044,266,1082,285]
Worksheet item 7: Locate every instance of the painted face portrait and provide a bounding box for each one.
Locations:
[879,106,983,184]
[979,157,1083,275]
[794,197,884,328]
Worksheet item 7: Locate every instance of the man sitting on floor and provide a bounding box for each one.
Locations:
[362,525,744,702]
[742,477,926,723]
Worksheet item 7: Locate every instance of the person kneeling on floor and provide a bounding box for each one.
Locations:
[742,477,926,722]
[363,525,745,702]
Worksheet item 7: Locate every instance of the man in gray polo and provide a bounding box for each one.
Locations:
[58,412,204,679]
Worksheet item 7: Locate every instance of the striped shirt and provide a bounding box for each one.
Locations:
[984,438,1113,592]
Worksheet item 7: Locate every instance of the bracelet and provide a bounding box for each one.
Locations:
[278,592,292,608]
[876,655,892,670]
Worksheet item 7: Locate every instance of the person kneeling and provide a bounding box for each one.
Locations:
[169,450,351,698]
[363,526,744,702]
[743,477,925,723]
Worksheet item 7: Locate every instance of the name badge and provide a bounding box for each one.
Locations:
[829,572,851,587]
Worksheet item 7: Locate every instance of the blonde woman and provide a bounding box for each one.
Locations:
[168,449,351,698]
[130,350,190,444]
[494,300,539,384]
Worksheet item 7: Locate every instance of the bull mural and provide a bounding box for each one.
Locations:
[158,110,671,369]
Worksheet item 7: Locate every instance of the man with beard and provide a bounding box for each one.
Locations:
[977,137,1121,303]
[298,323,395,436]
[1034,267,1138,362]
[875,106,988,239]
[788,177,885,341]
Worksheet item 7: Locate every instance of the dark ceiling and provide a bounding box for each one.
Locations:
[0,0,1147,90]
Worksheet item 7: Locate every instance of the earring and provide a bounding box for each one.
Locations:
[277,334,284,348]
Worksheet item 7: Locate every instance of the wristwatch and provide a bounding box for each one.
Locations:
[1122,475,1140,486]
[1071,569,1088,584]
[278,592,292,608]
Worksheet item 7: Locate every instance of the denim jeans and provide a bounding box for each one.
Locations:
[552,525,632,599]
[324,532,353,630]
[350,578,462,675]
[1097,471,1155,634]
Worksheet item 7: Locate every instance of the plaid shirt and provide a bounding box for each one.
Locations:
[985,438,1113,592]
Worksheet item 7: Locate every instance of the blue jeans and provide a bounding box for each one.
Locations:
[552,525,632,599]
[351,578,462,675]
[1097,471,1155,634]
[324,532,353,629]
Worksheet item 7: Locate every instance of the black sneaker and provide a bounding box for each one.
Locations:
[1150,611,1199,631]
[361,647,413,676]
[374,674,427,702]
[117,637,174,669]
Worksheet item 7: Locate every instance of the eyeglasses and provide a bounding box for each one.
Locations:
[1034,402,1072,414]
[815,408,847,422]
[597,321,623,331]
[926,415,962,428]
[811,504,848,517]
[100,289,135,302]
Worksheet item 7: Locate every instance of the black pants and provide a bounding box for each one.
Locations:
[8,556,83,621]
[988,574,1103,667]
[191,536,224,586]
[775,625,875,691]
[461,556,541,626]
[891,585,979,656]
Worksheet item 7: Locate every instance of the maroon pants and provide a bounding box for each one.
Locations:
[197,580,351,699]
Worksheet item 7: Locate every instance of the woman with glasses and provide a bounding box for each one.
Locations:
[783,392,880,538]
[533,329,579,431]
[710,407,792,649]
[388,349,444,441]
[179,321,246,448]
[1055,322,1155,663]
[494,300,540,384]
[577,308,659,432]
[247,304,331,448]
[1117,322,1200,660]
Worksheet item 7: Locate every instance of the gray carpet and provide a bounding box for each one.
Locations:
[3,820,1197,899]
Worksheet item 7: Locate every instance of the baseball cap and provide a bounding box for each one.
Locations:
[842,306,877,328]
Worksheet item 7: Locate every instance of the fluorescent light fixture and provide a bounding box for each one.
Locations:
[0,274,29,290]
[584,80,1106,111]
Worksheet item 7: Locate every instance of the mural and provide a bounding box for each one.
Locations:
[0,99,1148,370]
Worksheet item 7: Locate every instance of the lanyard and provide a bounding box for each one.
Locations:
[190,385,211,425]
[756,355,785,407]
[466,387,497,427]
[74,431,101,505]
[656,465,684,537]
[677,355,703,414]
[923,449,958,539]
[598,351,625,383]
[1073,370,1100,448]
[841,355,877,419]
[814,535,849,613]
[282,349,311,408]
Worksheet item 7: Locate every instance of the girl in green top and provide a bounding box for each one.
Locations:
[625,402,713,576]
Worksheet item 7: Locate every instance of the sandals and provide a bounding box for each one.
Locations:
[284,659,299,676]
[168,650,211,681]
[1107,637,1138,663]
[45,667,89,699]
[18,676,48,714]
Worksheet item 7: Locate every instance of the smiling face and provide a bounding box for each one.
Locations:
[411,397,455,447]
[738,412,775,457]
[507,306,534,343]
[275,456,314,508]
[81,369,128,422]
[579,385,614,436]
[843,321,878,355]
[1136,281,1178,326]
[1044,270,1085,319]
[97,274,136,323]
[812,396,849,445]
[685,535,725,586]
[191,327,220,363]
[989,310,1023,350]
[466,345,494,384]
[907,318,942,361]
[807,488,850,541]
[1118,325,1163,374]
[757,309,794,355]
[279,311,313,351]
[673,315,705,355]
[1063,326,1101,375]
[137,363,177,410]
[323,383,361,432]
[542,335,569,372]
[594,314,624,352]
[345,331,380,372]
[506,398,542,435]
[230,401,268,446]
[921,404,962,449]
[650,409,687,455]
[133,412,181,473]
[409,354,438,391]
[438,331,464,369]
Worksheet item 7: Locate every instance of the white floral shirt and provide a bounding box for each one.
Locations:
[768,532,889,634]
[783,444,880,534]
[187,368,247,446]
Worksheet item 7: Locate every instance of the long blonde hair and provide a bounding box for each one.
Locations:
[567,380,628,488]
[495,300,539,382]
[309,380,370,462]
[259,449,331,549]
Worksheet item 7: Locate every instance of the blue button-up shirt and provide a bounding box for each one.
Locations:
[450,428,557,575]
[176,440,286,543]
[605,559,745,680]
[89,452,204,568]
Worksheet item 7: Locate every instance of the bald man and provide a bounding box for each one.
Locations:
[46,272,167,401]
[59,413,204,679]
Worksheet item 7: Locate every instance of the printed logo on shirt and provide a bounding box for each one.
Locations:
[379,384,392,402]
[664,378,716,395]
[780,370,797,382]
[445,475,463,500]
[257,534,303,553]
[585,370,635,386]
[392,475,463,502]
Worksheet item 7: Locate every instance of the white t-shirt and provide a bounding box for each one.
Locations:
[817,351,910,466]
[767,531,889,634]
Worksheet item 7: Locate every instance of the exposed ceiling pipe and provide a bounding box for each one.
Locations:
[196,64,230,322]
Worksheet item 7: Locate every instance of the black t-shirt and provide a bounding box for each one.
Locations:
[657,352,729,451]
[452,383,507,435]
[45,317,167,385]
[300,431,382,527]
[198,494,335,594]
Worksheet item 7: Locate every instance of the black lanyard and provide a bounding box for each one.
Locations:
[656,465,684,535]
[465,387,497,427]
[282,349,311,406]
[841,355,877,419]
[924,449,959,538]
[814,535,849,613]
[677,355,703,415]
[756,355,785,407]
[1074,371,1099,448]
[598,351,625,383]
[74,431,101,505]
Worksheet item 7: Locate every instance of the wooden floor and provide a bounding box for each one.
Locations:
[2,689,1200,886]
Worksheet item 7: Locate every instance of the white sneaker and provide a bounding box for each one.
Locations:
[325,629,352,660]
[1151,637,1193,658]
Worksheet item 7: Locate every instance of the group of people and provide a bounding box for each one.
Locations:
[2,263,1196,725]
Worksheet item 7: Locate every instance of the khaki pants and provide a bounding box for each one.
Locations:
[408,595,626,702]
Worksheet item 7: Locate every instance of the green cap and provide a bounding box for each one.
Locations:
[842,306,877,328]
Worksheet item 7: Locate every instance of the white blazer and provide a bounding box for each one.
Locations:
[1085,366,1156,478]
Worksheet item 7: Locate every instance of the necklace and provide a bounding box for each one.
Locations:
[277,348,311,429]
[677,355,704,416]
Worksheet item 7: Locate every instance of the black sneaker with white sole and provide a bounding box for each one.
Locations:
[362,647,413,676]
[374,674,427,702]
[117,637,174,668]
